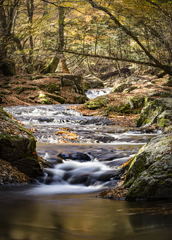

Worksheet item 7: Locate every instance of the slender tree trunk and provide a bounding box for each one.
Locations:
[26,0,34,73]
[61,54,70,73]
[42,6,69,74]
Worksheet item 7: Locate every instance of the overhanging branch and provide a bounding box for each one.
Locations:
[61,49,165,68]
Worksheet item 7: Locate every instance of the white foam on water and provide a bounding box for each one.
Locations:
[86,88,112,99]
[26,183,104,195]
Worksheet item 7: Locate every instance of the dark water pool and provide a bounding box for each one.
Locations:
[0,186,172,240]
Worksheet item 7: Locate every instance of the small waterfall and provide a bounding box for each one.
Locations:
[5,105,156,195]
[85,88,112,99]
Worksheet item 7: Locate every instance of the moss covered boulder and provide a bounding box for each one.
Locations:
[61,74,85,94]
[111,83,132,93]
[83,96,109,110]
[137,98,172,128]
[0,107,43,179]
[123,132,172,199]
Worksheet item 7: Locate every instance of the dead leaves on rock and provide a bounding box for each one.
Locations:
[98,186,128,200]
[55,127,78,143]
[0,159,30,185]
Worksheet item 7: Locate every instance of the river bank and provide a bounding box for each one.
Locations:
[1,72,172,200]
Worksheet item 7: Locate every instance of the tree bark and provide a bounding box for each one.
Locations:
[42,6,69,74]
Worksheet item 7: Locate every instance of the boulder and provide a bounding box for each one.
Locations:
[123,132,172,199]
[83,96,109,110]
[0,107,43,179]
[137,98,172,127]
[61,74,85,94]
[111,83,132,93]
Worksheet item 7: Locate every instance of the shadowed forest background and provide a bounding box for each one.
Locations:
[0,0,172,77]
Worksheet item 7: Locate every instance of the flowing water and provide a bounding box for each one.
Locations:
[85,88,112,99]
[1,100,172,240]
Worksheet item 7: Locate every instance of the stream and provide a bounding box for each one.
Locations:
[1,89,172,240]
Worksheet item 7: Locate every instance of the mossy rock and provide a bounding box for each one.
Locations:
[30,75,45,80]
[84,96,109,110]
[137,98,172,127]
[15,86,37,94]
[123,86,138,93]
[123,133,172,199]
[1,83,11,89]
[47,82,61,93]
[105,96,144,115]
[0,107,43,178]
[157,110,172,128]
[74,94,88,104]
[38,93,46,98]
[39,98,52,104]
[112,83,131,93]
[83,80,91,91]
[46,93,65,103]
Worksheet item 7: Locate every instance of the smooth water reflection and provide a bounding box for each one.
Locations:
[0,187,172,240]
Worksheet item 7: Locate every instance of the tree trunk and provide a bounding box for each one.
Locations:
[42,6,68,74]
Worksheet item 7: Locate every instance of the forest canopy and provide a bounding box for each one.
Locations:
[0,0,172,75]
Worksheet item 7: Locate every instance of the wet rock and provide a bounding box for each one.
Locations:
[71,152,92,161]
[58,152,92,162]
[0,107,44,179]
[97,170,120,181]
[67,172,90,185]
[123,132,172,199]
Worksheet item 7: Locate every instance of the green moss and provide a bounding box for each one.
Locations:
[14,86,36,94]
[0,133,21,141]
[46,94,65,103]
[40,98,52,104]
[38,93,46,98]
[124,178,135,188]
[84,96,109,110]
[158,118,170,128]
[83,80,91,91]
[30,75,45,80]
[47,82,61,93]
[74,94,87,104]
[2,83,11,89]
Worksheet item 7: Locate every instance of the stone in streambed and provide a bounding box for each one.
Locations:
[122,131,172,199]
[0,107,44,179]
